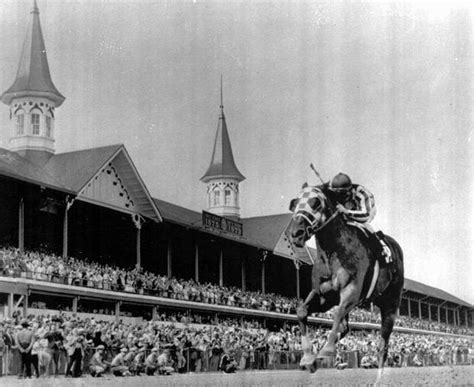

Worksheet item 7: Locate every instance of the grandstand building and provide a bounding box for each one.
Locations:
[0,2,472,331]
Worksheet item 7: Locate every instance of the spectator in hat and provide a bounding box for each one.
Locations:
[157,348,174,375]
[145,347,159,375]
[219,348,238,374]
[124,346,137,371]
[15,319,34,378]
[65,333,85,377]
[132,347,146,376]
[111,347,131,376]
[30,334,41,378]
[44,322,64,376]
[89,345,109,377]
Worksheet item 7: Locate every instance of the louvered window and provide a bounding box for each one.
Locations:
[31,113,40,135]
[16,114,25,134]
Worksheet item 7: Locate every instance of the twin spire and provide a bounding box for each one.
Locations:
[1,0,65,106]
[201,77,245,184]
[2,2,245,216]
[201,77,245,219]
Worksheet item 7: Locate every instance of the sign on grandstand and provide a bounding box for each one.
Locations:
[202,211,243,237]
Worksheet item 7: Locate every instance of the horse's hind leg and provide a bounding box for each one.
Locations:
[376,305,397,383]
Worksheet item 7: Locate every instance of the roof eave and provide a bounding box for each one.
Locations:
[200,173,246,184]
[1,89,65,106]
[76,145,163,224]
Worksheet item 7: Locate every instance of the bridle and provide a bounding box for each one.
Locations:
[292,187,341,238]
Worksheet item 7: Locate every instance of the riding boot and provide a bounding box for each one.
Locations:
[368,232,385,266]
[375,231,392,265]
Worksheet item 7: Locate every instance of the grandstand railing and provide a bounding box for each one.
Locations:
[1,345,472,377]
[0,271,472,338]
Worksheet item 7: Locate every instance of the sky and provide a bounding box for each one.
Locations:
[0,0,473,305]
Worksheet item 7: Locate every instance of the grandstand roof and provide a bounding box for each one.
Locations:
[0,147,72,193]
[45,144,122,192]
[153,197,266,249]
[404,278,472,308]
[152,200,314,264]
[47,144,162,222]
[0,144,162,222]
[243,213,292,248]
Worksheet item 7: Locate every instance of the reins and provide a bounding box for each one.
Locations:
[312,208,340,233]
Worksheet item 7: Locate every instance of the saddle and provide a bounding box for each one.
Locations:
[347,222,392,267]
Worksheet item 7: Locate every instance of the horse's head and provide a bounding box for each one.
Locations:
[288,183,332,247]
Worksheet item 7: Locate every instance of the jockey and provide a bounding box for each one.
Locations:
[329,173,391,265]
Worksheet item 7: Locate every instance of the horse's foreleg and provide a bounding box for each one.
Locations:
[338,314,350,340]
[376,306,397,384]
[297,290,318,369]
[318,283,358,358]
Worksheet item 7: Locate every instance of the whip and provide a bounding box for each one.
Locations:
[310,163,325,185]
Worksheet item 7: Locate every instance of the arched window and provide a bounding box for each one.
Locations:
[31,112,40,135]
[45,116,52,137]
[225,189,232,205]
[213,190,220,206]
[16,113,25,135]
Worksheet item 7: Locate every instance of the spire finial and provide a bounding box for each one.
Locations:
[32,0,39,13]
[220,75,224,115]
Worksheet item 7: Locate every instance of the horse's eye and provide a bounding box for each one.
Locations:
[308,198,319,209]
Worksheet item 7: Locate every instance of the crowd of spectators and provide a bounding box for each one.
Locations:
[0,246,297,314]
[316,308,473,336]
[0,313,472,379]
[0,245,473,337]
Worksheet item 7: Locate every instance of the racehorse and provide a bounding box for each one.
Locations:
[288,183,404,379]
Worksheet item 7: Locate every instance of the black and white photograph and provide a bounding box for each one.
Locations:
[0,0,472,385]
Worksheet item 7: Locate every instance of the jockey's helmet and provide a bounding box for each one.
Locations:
[329,173,352,191]
[329,173,353,201]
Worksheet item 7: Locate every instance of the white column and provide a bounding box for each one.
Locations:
[63,197,74,258]
[72,297,78,313]
[8,293,14,318]
[261,252,268,294]
[131,214,143,268]
[241,259,246,291]
[23,292,28,317]
[219,250,223,287]
[115,302,121,322]
[18,197,24,252]
[195,242,199,283]
[167,240,172,277]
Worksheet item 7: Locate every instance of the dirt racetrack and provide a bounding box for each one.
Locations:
[2,366,473,386]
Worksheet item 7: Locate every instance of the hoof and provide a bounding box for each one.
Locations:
[309,360,318,373]
[300,353,317,368]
